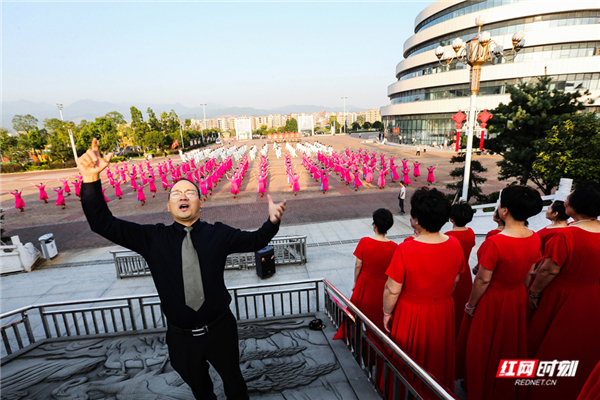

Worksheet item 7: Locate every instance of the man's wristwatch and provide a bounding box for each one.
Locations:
[528,290,541,299]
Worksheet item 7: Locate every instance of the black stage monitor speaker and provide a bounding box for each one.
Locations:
[255,246,275,278]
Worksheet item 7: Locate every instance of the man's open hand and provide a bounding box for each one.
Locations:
[267,194,286,224]
[78,138,113,182]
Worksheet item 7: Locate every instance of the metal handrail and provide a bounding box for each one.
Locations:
[323,279,459,400]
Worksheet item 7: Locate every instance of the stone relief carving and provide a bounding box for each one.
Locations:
[1,316,361,400]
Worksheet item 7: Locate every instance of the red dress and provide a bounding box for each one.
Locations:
[334,237,398,339]
[527,227,600,400]
[385,237,464,397]
[446,228,476,339]
[486,228,502,239]
[456,233,541,400]
[577,360,600,400]
[536,226,563,255]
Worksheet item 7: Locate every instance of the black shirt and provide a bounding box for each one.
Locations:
[81,180,279,328]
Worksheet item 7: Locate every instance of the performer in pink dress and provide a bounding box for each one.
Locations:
[32,182,49,203]
[365,166,375,184]
[291,171,302,196]
[11,190,25,212]
[54,187,66,209]
[413,162,421,180]
[376,167,387,189]
[227,174,240,199]
[72,179,83,201]
[426,165,437,186]
[352,170,363,192]
[321,170,331,194]
[134,184,148,206]
[114,178,125,199]
[59,178,72,196]
[148,175,157,198]
[402,167,412,185]
[390,163,400,183]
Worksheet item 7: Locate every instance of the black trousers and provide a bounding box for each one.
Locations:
[166,310,248,400]
[398,198,405,213]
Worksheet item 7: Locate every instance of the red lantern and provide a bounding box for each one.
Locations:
[451,110,467,152]
[477,109,493,151]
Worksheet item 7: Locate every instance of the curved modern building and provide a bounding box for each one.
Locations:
[381,0,600,145]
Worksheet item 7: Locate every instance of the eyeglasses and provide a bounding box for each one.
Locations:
[170,190,198,199]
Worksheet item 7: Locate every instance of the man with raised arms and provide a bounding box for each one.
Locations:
[79,138,287,400]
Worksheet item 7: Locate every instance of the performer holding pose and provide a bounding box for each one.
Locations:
[78,139,287,400]
[11,189,25,212]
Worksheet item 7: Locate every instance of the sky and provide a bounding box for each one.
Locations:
[2,1,434,110]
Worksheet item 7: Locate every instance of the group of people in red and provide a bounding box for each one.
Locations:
[299,148,437,195]
[334,181,600,400]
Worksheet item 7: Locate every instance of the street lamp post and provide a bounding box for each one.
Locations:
[56,104,79,164]
[200,103,209,142]
[435,15,525,201]
[341,97,348,135]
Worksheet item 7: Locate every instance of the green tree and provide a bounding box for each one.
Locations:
[284,118,298,132]
[446,154,488,202]
[147,108,162,132]
[328,116,341,132]
[44,118,79,161]
[372,121,383,130]
[533,113,600,188]
[12,114,38,133]
[105,111,126,125]
[486,76,590,194]
[362,121,372,130]
[130,106,146,146]
[0,128,18,161]
[28,127,48,160]
[184,119,192,128]
[351,122,361,131]
[144,130,166,151]
[254,125,268,136]
[357,115,365,124]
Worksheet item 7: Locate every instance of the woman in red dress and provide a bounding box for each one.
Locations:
[527,183,600,400]
[456,185,543,400]
[334,208,397,339]
[536,200,569,251]
[525,200,569,290]
[485,208,505,239]
[445,201,476,340]
[383,187,464,398]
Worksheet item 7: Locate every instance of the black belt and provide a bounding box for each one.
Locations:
[168,310,230,337]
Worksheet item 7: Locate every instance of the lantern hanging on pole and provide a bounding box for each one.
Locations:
[451,110,467,152]
[477,109,493,151]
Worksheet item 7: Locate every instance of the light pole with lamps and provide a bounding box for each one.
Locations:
[200,103,210,142]
[341,97,347,135]
[435,15,525,201]
[56,104,79,164]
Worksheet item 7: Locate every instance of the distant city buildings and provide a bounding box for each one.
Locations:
[190,109,381,133]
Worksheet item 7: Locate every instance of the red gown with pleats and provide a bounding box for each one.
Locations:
[333,237,398,339]
[385,236,464,398]
[446,228,476,339]
[577,360,600,400]
[527,227,600,400]
[455,233,541,400]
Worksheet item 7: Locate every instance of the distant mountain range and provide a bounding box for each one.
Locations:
[1,99,367,130]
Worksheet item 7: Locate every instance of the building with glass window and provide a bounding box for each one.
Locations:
[381,0,600,146]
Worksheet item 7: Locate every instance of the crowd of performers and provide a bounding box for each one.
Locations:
[9,141,438,212]
[333,183,600,400]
